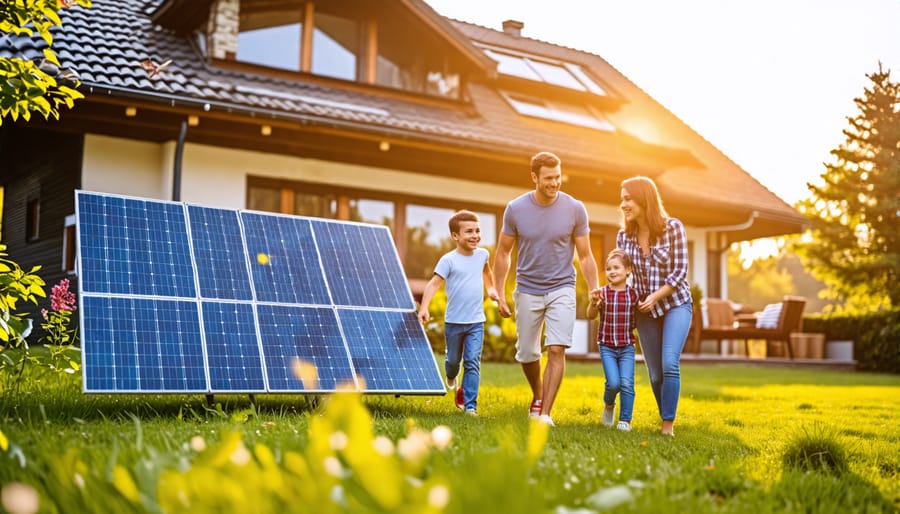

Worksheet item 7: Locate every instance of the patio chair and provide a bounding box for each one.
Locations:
[700,296,806,359]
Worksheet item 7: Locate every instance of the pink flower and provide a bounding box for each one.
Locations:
[50,279,77,312]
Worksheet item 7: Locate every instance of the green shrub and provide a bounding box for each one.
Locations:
[421,289,516,362]
[804,309,900,373]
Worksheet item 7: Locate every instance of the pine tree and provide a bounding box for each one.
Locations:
[795,64,900,312]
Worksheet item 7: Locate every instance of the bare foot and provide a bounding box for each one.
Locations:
[661,420,675,436]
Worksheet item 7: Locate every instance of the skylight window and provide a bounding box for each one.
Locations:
[482,47,607,96]
[503,92,615,131]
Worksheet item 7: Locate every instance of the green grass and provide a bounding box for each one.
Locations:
[1,359,899,513]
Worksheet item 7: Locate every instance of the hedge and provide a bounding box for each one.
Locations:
[803,308,900,374]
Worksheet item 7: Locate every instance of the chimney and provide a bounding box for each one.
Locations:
[502,19,524,38]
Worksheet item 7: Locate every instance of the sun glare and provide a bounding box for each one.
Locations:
[737,239,779,269]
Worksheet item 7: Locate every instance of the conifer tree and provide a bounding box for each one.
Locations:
[795,64,900,311]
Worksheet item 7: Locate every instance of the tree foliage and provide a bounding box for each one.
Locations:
[0,0,90,126]
[795,64,900,312]
[726,240,795,310]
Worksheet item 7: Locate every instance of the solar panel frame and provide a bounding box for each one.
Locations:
[75,191,445,396]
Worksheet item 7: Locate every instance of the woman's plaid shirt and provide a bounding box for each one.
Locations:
[616,217,692,318]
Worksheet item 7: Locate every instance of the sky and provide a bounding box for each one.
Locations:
[424,0,900,206]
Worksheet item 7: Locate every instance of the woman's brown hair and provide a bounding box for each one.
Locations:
[621,176,669,242]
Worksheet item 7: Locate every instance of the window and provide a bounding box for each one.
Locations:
[246,179,501,283]
[482,46,608,95]
[233,3,461,99]
[62,214,76,273]
[503,92,615,131]
[26,198,40,242]
[404,205,496,279]
[311,12,358,81]
[237,9,303,71]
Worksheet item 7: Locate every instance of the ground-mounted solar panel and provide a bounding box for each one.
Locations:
[76,191,445,396]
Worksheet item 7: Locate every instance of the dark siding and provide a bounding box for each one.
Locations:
[0,126,83,340]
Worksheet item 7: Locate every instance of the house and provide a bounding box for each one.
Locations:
[0,0,806,341]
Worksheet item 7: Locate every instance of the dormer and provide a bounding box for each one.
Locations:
[152,0,495,101]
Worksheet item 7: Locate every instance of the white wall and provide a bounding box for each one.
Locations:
[81,135,712,291]
[82,135,167,198]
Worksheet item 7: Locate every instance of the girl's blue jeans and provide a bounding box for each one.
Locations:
[600,344,635,422]
[444,322,484,412]
[635,302,692,421]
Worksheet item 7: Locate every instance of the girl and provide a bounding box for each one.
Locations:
[587,249,639,431]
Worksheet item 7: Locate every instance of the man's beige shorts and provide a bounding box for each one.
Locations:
[513,287,576,363]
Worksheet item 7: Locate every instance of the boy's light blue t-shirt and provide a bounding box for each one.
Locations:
[434,247,489,323]
[501,191,590,295]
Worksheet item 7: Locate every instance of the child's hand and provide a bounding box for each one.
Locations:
[418,309,430,324]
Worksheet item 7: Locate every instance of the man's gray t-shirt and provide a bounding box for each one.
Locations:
[501,191,590,295]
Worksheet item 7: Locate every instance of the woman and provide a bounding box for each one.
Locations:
[617,176,692,436]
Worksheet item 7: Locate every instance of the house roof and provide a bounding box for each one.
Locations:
[10,0,806,241]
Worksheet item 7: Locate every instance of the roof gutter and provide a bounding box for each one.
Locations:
[82,82,648,176]
[701,210,759,232]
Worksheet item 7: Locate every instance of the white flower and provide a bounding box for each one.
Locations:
[372,436,394,456]
[427,484,450,508]
[229,444,252,466]
[329,431,348,451]
[1,482,39,514]
[397,429,430,462]
[430,425,453,450]
[189,436,207,452]
[324,456,343,477]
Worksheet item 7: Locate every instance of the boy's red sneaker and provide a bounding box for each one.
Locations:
[455,387,465,410]
[529,399,543,418]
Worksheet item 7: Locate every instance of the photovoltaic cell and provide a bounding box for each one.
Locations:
[241,212,330,305]
[81,296,206,392]
[313,220,413,309]
[202,302,266,392]
[339,309,445,392]
[256,305,355,391]
[78,193,196,297]
[188,206,252,301]
[76,191,444,395]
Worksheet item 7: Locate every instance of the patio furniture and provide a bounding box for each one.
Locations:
[700,296,807,359]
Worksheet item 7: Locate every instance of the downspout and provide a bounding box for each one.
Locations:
[704,211,759,299]
[172,119,188,201]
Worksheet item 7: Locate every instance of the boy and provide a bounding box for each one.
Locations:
[587,249,639,431]
[419,210,498,415]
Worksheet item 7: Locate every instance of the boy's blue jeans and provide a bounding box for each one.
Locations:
[635,302,692,421]
[444,322,484,411]
[600,345,636,422]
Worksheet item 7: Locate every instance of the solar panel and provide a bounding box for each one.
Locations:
[75,191,444,395]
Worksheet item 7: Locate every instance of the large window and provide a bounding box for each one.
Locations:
[404,204,496,279]
[246,179,499,283]
[234,2,461,99]
[237,10,303,71]
[311,13,358,81]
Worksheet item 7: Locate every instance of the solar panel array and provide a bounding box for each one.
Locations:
[75,191,445,395]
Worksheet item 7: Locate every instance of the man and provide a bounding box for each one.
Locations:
[493,151,601,426]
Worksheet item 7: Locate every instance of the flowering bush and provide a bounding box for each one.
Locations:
[421,289,517,362]
[39,279,80,374]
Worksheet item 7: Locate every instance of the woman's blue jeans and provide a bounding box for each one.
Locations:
[444,322,484,411]
[635,302,692,421]
[600,345,635,422]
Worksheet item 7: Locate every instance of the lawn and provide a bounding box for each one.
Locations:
[1,357,898,513]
